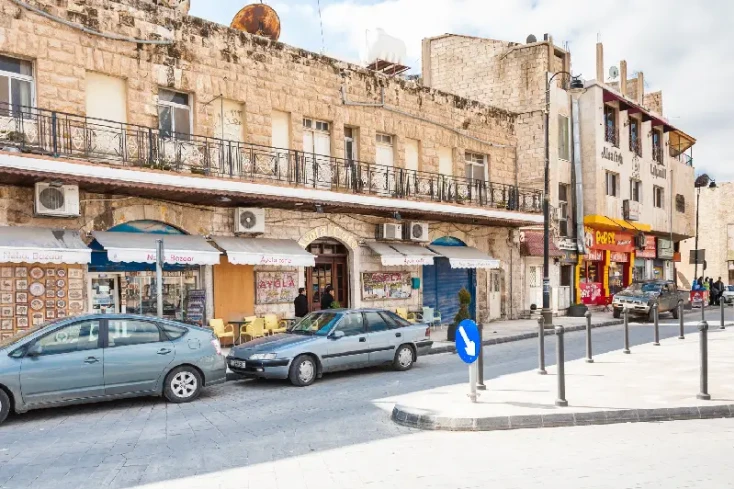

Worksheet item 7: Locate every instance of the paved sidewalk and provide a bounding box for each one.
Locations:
[388,319,734,431]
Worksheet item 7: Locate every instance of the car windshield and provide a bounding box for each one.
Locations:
[0,318,65,350]
[621,283,663,296]
[290,312,340,336]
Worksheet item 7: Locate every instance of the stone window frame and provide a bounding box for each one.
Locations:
[606,171,619,197]
[630,178,642,203]
[653,185,665,209]
[0,54,34,113]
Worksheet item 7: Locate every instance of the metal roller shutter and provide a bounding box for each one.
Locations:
[423,258,475,323]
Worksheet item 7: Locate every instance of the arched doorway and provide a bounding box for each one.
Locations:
[88,220,202,318]
[422,236,476,325]
[305,239,350,311]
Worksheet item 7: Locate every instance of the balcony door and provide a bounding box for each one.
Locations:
[303,118,331,187]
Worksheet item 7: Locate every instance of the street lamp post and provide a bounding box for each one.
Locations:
[693,174,716,295]
[542,72,585,326]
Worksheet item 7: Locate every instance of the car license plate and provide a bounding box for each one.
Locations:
[229,360,246,368]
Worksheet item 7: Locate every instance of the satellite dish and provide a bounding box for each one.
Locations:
[526,34,537,44]
[609,66,619,80]
[231,3,281,41]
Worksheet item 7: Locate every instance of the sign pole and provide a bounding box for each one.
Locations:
[156,239,164,318]
[468,362,478,403]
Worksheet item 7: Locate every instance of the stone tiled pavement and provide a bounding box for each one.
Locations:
[0,308,730,488]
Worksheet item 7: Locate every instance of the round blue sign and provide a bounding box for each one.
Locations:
[455,319,480,364]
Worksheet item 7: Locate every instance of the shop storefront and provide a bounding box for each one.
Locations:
[88,222,221,324]
[0,226,92,339]
[634,236,657,281]
[578,226,636,304]
[657,238,675,281]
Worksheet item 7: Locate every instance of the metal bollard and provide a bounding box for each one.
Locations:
[721,300,726,330]
[623,308,631,354]
[653,303,660,346]
[555,326,568,407]
[697,320,711,400]
[477,323,486,390]
[538,316,547,375]
[585,310,594,363]
[678,302,685,340]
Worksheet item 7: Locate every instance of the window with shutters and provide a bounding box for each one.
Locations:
[0,54,33,115]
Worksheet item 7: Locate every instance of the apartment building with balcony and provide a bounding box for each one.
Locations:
[0,0,543,338]
[421,35,696,312]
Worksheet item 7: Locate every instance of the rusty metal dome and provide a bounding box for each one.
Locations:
[231,3,281,41]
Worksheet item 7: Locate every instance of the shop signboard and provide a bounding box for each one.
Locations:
[560,250,579,264]
[657,238,674,260]
[636,236,657,259]
[361,272,412,300]
[583,226,634,252]
[580,282,603,305]
[256,271,298,304]
[610,252,629,263]
[585,249,605,262]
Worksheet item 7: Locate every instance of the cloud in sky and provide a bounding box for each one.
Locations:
[191,0,732,181]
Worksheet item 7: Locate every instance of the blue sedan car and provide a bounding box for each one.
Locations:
[0,314,227,426]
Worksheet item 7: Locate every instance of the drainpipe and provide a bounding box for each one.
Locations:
[571,97,586,255]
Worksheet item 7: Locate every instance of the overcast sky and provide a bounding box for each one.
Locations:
[191,0,732,182]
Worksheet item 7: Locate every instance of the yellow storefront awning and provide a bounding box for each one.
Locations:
[584,215,652,233]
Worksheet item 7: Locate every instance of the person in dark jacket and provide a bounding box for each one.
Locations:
[320,285,334,310]
[714,277,725,306]
[294,287,308,318]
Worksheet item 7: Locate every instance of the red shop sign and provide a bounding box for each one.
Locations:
[610,252,629,263]
[585,249,605,261]
[636,236,657,259]
[580,282,603,305]
[584,226,634,252]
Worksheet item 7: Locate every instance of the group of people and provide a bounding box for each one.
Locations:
[293,285,335,318]
[692,276,726,306]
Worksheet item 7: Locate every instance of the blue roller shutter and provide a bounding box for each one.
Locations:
[423,258,475,322]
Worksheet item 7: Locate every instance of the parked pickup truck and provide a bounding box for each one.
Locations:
[612,280,682,320]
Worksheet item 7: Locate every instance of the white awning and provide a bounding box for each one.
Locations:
[0,226,91,264]
[92,231,221,266]
[428,245,500,269]
[212,237,315,267]
[365,242,437,266]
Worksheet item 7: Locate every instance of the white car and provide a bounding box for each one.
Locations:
[723,285,734,306]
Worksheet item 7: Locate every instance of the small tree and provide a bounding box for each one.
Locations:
[447,287,472,341]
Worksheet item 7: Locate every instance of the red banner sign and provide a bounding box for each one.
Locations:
[580,282,603,305]
[585,249,605,261]
[610,252,629,263]
[584,226,634,252]
[636,236,657,259]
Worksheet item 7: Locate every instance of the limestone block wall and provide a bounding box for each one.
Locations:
[0,0,520,184]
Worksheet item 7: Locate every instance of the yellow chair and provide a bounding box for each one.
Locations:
[209,319,235,346]
[264,313,288,335]
[242,318,266,343]
[239,316,257,343]
[395,308,408,320]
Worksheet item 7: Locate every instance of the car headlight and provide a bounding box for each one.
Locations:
[249,353,278,360]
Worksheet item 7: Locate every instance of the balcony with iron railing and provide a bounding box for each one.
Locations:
[629,133,642,157]
[604,125,619,147]
[0,103,543,214]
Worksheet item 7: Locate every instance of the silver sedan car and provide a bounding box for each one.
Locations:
[0,314,226,426]
[227,308,434,386]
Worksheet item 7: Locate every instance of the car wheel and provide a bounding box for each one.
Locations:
[163,366,203,403]
[289,355,317,387]
[393,345,415,371]
[0,389,9,426]
[613,309,621,319]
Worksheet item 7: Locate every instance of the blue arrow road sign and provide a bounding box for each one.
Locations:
[455,319,480,364]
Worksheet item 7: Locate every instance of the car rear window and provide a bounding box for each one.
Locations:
[161,323,187,341]
[379,311,411,328]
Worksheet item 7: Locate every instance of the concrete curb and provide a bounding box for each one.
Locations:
[426,309,704,356]
[391,404,734,432]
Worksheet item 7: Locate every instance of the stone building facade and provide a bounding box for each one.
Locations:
[0,0,543,338]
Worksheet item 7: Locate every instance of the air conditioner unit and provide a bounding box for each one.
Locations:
[403,222,429,242]
[376,223,402,240]
[34,183,79,217]
[234,208,266,234]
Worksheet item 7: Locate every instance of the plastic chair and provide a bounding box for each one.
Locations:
[264,314,287,335]
[416,307,442,328]
[395,308,409,320]
[242,318,266,343]
[209,319,235,346]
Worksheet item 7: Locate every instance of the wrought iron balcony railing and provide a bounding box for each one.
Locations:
[652,144,664,164]
[604,125,618,147]
[629,134,642,157]
[0,103,542,213]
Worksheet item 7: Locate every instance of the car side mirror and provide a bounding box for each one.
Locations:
[330,330,345,340]
[26,343,42,357]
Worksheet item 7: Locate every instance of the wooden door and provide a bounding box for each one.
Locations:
[306,241,349,311]
[213,256,255,321]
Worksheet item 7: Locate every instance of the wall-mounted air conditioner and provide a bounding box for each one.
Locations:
[34,183,80,217]
[376,223,402,240]
[234,208,266,234]
[403,222,429,242]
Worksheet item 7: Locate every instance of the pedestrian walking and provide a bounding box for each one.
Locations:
[320,285,335,310]
[708,277,715,306]
[714,277,725,306]
[294,287,308,318]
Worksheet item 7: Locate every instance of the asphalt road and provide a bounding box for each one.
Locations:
[0,307,730,489]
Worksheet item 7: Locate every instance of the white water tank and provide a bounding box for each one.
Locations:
[362,28,407,66]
